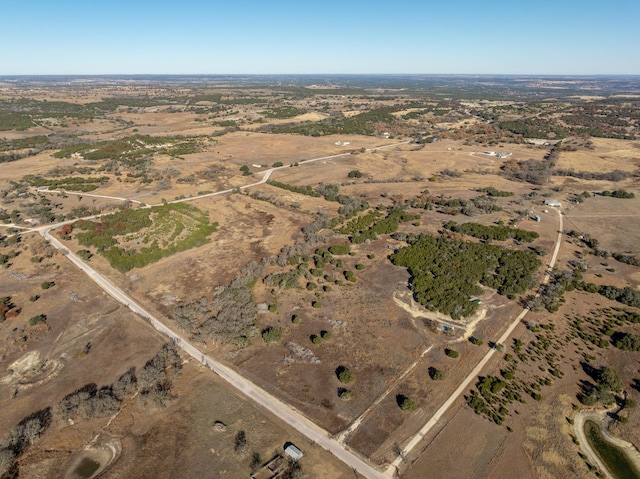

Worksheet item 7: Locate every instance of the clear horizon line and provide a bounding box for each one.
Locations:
[2,72,640,77]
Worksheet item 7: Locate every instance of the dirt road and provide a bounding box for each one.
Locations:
[40,227,388,478]
[388,208,564,474]
[31,141,411,479]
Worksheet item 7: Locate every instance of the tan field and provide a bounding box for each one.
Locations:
[1,80,639,479]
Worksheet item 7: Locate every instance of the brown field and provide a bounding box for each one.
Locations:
[1,83,639,479]
[555,138,640,172]
[0,235,354,479]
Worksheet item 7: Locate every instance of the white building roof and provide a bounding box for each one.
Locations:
[284,444,303,460]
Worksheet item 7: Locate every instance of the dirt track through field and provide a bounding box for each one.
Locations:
[388,208,564,475]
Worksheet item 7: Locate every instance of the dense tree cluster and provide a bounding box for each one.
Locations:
[0,407,52,476]
[501,158,554,185]
[391,235,540,318]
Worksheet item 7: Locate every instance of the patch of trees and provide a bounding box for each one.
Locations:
[263,108,397,136]
[336,366,355,384]
[338,211,382,236]
[397,394,417,411]
[390,234,541,319]
[54,134,201,162]
[0,249,18,268]
[0,296,15,322]
[346,208,418,244]
[56,343,180,417]
[264,267,303,290]
[337,196,369,217]
[1,343,179,476]
[328,244,350,255]
[21,174,109,192]
[477,187,514,197]
[28,314,47,326]
[611,253,640,267]
[409,191,501,216]
[444,221,539,243]
[575,282,640,308]
[568,230,640,267]
[172,215,337,343]
[348,169,363,178]
[202,282,258,341]
[579,365,622,406]
[445,348,459,358]
[501,158,553,185]
[599,189,635,199]
[611,332,640,351]
[262,327,282,343]
[173,261,265,343]
[0,407,52,476]
[138,342,182,406]
[466,375,511,425]
[498,118,569,139]
[260,106,305,119]
[553,168,635,182]
[338,388,354,400]
[440,169,463,178]
[0,111,34,131]
[267,180,321,197]
[561,113,634,139]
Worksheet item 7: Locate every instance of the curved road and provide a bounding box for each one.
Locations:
[34,141,411,479]
[31,140,561,479]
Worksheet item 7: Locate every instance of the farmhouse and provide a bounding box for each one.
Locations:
[543,199,562,207]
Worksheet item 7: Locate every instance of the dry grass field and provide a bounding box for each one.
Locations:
[1,80,639,479]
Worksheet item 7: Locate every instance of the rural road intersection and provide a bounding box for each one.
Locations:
[13,141,564,478]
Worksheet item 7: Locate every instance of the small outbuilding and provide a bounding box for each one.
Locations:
[543,199,562,207]
[284,443,303,461]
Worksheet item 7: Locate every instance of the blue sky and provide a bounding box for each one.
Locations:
[2,0,639,75]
